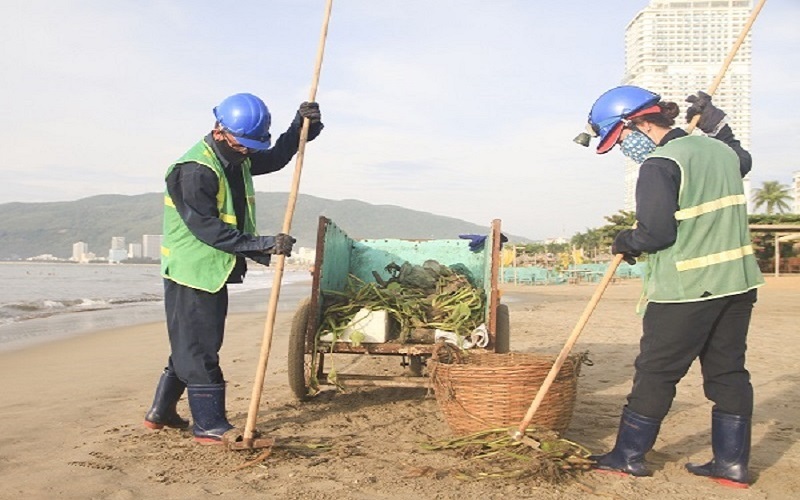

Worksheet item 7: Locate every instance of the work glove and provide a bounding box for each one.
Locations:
[459,233,508,252]
[242,233,296,265]
[291,102,324,140]
[612,231,642,266]
[685,91,726,136]
[293,101,322,125]
[269,233,296,256]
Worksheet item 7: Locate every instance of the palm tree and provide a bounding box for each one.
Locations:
[752,181,792,214]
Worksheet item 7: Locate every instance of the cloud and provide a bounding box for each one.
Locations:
[1,1,797,241]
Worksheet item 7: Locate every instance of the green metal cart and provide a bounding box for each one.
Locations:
[287,216,509,400]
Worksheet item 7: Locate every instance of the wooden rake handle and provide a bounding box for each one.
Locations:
[512,253,623,438]
[242,0,334,445]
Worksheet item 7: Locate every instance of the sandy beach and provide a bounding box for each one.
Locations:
[1,276,798,499]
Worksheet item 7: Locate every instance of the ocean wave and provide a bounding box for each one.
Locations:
[0,270,310,326]
[0,295,163,324]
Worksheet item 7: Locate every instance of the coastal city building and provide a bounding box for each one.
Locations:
[142,234,162,260]
[26,253,59,261]
[128,242,143,259]
[72,241,88,262]
[622,0,753,211]
[108,236,127,263]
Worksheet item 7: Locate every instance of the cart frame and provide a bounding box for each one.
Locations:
[288,216,508,399]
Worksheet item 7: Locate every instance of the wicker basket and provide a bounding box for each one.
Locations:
[429,350,587,436]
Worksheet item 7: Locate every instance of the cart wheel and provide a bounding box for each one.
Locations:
[494,303,511,353]
[408,355,425,377]
[288,298,314,401]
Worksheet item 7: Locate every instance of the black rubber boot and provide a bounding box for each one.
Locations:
[144,369,189,429]
[590,406,662,477]
[686,410,751,488]
[187,383,235,445]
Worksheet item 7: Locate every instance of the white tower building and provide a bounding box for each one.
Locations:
[622,0,753,211]
[109,236,128,263]
[72,241,88,262]
[142,234,163,260]
[128,242,143,259]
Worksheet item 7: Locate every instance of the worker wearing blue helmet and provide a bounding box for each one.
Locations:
[143,94,324,446]
[579,86,763,488]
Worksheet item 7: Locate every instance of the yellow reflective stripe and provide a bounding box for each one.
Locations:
[166,191,236,225]
[675,245,754,272]
[674,194,746,221]
[161,246,170,257]
[216,190,225,212]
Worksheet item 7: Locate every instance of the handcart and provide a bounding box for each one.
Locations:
[287,216,510,400]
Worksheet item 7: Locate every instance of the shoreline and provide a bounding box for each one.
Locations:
[0,278,313,354]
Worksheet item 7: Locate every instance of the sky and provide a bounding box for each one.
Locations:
[1,1,798,241]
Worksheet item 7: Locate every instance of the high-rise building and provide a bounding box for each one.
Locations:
[142,234,163,260]
[72,241,88,262]
[623,0,753,211]
[128,242,143,259]
[109,236,128,263]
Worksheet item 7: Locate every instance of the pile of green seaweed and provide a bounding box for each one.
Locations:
[317,260,485,344]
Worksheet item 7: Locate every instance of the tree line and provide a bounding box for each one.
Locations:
[515,180,798,270]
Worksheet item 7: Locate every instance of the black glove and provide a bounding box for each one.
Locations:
[242,233,296,264]
[612,231,642,266]
[295,101,321,124]
[685,91,726,135]
[269,233,296,256]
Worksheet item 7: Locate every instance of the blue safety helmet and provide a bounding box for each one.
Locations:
[588,85,661,154]
[213,93,272,150]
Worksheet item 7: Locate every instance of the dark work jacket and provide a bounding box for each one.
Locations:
[165,116,323,283]
[613,125,752,255]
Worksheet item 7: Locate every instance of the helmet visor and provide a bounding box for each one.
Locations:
[230,131,272,151]
[596,104,661,154]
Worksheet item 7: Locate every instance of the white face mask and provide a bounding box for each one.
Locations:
[620,130,656,164]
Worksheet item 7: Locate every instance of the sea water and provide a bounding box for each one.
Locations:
[0,262,312,352]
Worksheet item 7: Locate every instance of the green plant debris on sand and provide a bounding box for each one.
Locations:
[421,428,593,482]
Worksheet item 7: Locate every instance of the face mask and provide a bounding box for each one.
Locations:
[214,133,249,166]
[620,130,656,164]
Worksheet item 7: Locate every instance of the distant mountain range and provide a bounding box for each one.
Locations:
[0,193,529,259]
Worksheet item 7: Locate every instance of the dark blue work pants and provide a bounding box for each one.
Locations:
[627,289,757,420]
[163,279,229,385]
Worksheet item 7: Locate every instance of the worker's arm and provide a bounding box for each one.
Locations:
[613,158,681,257]
[249,102,324,175]
[166,163,280,259]
[686,91,751,177]
[712,125,752,178]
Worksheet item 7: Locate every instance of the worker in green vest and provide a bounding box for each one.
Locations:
[577,86,763,488]
[143,93,324,445]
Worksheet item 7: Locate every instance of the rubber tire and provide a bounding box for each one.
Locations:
[287,298,313,401]
[494,303,511,353]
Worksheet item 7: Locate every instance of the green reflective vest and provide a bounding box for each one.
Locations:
[161,140,257,293]
[643,135,764,304]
